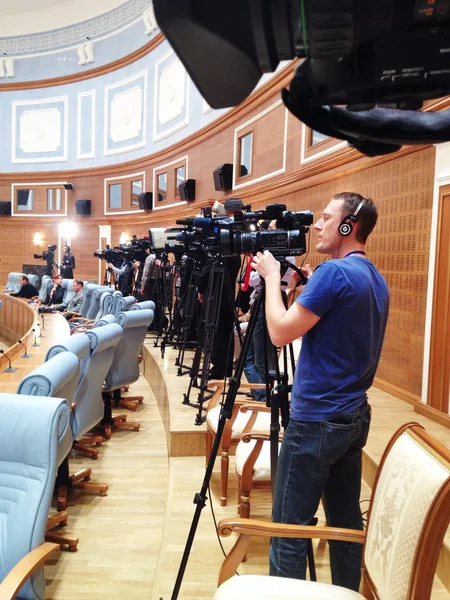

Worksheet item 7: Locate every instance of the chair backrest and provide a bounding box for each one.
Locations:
[70,323,123,437]
[16,352,79,465]
[5,272,25,292]
[60,278,75,306]
[362,423,450,600]
[130,300,156,312]
[38,275,53,300]
[0,393,70,600]
[86,286,113,320]
[113,295,136,315]
[94,314,118,327]
[78,283,99,318]
[97,291,115,320]
[45,332,91,388]
[104,309,153,390]
[26,273,39,290]
[110,290,123,314]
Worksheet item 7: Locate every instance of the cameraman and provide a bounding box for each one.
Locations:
[107,258,132,295]
[243,219,296,401]
[60,245,75,279]
[252,192,389,591]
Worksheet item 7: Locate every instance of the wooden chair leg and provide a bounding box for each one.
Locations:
[70,467,108,497]
[46,511,79,552]
[220,451,229,506]
[239,492,251,519]
[73,441,99,459]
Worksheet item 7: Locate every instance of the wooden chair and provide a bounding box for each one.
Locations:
[213,422,450,600]
[205,380,268,507]
[234,402,281,519]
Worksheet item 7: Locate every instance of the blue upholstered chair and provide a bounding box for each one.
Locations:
[113,295,136,315]
[86,287,113,321]
[75,283,98,319]
[109,290,123,314]
[16,352,79,467]
[130,300,156,312]
[0,393,69,600]
[69,291,116,334]
[46,325,122,506]
[26,274,39,291]
[38,275,52,301]
[5,272,25,293]
[102,309,153,434]
[94,314,118,327]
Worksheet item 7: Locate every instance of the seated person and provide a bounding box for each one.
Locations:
[42,274,65,307]
[61,280,85,320]
[9,275,39,299]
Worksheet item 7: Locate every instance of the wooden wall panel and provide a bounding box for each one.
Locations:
[0,64,437,405]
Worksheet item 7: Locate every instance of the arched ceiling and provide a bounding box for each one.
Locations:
[0,0,129,37]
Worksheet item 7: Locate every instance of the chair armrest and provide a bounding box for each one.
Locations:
[241,431,273,443]
[0,542,60,600]
[216,518,365,586]
[219,517,366,543]
[67,315,87,322]
[240,403,271,414]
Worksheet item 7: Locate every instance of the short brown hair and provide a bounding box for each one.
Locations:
[333,192,378,243]
[73,279,84,288]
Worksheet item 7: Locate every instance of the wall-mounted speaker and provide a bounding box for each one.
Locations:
[213,163,233,191]
[179,179,196,201]
[138,192,153,210]
[75,199,91,215]
[63,183,74,190]
[0,201,11,216]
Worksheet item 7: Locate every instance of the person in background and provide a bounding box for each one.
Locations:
[43,274,65,307]
[9,275,39,299]
[60,245,76,279]
[61,280,85,320]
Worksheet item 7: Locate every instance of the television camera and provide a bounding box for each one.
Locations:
[34,244,58,276]
[154,0,450,156]
[175,199,313,257]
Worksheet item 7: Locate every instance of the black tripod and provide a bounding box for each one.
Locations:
[174,261,201,374]
[170,274,316,600]
[153,257,175,347]
[182,256,242,425]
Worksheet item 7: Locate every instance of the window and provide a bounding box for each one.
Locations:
[175,166,186,197]
[157,173,167,202]
[311,130,330,146]
[17,189,34,211]
[131,180,142,206]
[47,188,61,211]
[239,132,253,177]
[109,183,122,209]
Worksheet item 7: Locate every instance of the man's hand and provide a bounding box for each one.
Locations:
[251,251,281,281]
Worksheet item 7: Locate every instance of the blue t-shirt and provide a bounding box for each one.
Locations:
[291,256,389,421]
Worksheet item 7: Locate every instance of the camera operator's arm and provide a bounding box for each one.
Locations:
[252,251,320,347]
[107,262,127,277]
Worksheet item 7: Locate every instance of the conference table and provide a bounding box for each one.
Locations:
[0,293,70,390]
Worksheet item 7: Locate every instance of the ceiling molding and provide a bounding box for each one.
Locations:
[0,0,150,52]
[0,33,164,91]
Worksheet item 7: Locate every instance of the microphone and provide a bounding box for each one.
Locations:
[18,339,31,358]
[32,327,40,347]
[0,349,17,373]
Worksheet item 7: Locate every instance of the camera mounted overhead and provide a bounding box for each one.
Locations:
[154,0,450,156]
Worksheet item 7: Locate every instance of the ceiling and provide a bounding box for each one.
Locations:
[0,0,129,37]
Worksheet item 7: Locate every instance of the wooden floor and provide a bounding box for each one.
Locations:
[40,334,449,599]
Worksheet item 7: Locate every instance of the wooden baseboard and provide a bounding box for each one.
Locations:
[414,403,450,429]
[373,378,420,405]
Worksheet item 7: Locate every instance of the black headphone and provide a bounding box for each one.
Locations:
[338,199,365,236]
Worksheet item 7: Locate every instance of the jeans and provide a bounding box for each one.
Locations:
[270,401,371,591]
[244,309,277,402]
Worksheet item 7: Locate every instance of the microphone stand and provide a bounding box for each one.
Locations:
[0,349,17,373]
[32,327,40,347]
[18,339,31,358]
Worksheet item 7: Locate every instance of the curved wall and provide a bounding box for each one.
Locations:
[0,29,444,413]
[0,0,157,82]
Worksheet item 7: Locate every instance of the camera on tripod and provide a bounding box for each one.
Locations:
[94,246,124,266]
[175,199,313,257]
[34,244,57,262]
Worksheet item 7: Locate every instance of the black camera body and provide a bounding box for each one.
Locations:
[34,244,57,263]
[176,202,313,257]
